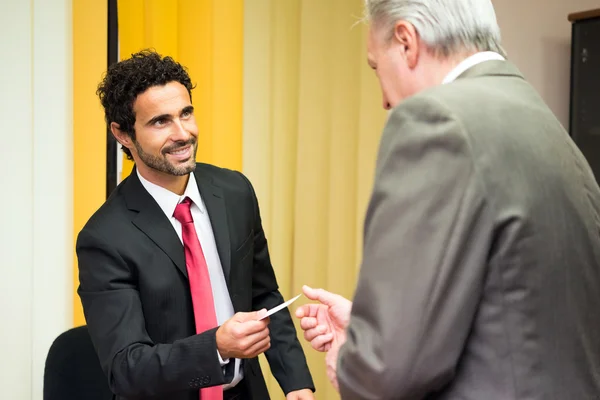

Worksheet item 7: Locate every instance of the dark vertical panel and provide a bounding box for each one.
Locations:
[106,0,118,197]
[570,17,600,183]
[569,21,576,137]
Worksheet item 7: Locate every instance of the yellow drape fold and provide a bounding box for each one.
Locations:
[73,0,108,327]
[117,0,243,181]
[243,1,388,398]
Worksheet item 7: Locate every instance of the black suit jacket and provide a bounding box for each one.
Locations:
[77,163,314,400]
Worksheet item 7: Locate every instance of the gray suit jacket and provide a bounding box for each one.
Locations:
[338,60,600,399]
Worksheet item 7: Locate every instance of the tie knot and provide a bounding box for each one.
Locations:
[173,197,194,224]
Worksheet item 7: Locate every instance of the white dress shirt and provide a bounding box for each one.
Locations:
[137,170,243,389]
[442,51,505,84]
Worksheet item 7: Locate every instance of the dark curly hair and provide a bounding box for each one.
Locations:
[97,49,195,160]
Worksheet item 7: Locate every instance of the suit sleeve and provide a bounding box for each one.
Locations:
[338,97,493,399]
[237,172,316,395]
[77,228,226,399]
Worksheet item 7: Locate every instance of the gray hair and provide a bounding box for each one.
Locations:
[364,0,506,58]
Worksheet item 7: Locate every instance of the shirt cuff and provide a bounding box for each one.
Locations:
[217,350,230,367]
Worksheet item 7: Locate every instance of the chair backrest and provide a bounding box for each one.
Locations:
[44,325,113,400]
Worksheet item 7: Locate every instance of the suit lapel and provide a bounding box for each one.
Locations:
[123,170,188,278]
[195,169,232,285]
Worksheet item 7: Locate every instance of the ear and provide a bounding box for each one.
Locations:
[110,122,134,151]
[393,21,420,69]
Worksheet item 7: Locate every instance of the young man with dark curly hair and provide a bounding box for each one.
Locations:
[76,50,315,400]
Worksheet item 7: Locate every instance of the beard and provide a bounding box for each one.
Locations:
[133,138,198,176]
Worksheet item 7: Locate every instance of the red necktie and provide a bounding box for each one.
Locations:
[173,197,223,400]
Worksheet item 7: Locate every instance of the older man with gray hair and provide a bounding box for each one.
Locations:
[296,0,600,399]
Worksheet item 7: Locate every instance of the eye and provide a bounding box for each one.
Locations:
[181,109,193,119]
[153,117,168,127]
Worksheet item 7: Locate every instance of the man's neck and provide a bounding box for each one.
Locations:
[431,51,478,85]
[137,165,190,195]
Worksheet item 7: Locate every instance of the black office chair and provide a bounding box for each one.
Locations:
[44,325,113,400]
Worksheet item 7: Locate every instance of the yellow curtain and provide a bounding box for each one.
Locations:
[117,0,243,179]
[242,1,388,398]
[73,0,108,327]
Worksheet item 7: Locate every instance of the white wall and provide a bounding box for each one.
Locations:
[494,0,599,128]
[0,1,73,399]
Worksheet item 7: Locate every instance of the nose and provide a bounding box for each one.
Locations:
[170,119,191,141]
[382,94,391,110]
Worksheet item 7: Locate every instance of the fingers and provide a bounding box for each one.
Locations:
[231,320,270,342]
[299,317,332,340]
[309,332,333,352]
[302,285,340,306]
[255,309,268,321]
[295,305,307,318]
[299,316,318,331]
[230,312,270,337]
[235,309,268,323]
[242,325,270,345]
[298,314,332,351]
[295,304,321,318]
[244,333,271,357]
[217,314,271,359]
[301,285,321,301]
[302,324,327,342]
[285,389,315,400]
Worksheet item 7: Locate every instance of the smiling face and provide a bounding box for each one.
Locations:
[112,81,198,193]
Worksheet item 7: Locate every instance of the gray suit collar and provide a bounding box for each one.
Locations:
[455,60,525,81]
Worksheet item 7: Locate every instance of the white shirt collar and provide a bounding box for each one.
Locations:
[442,51,505,84]
[137,169,205,218]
